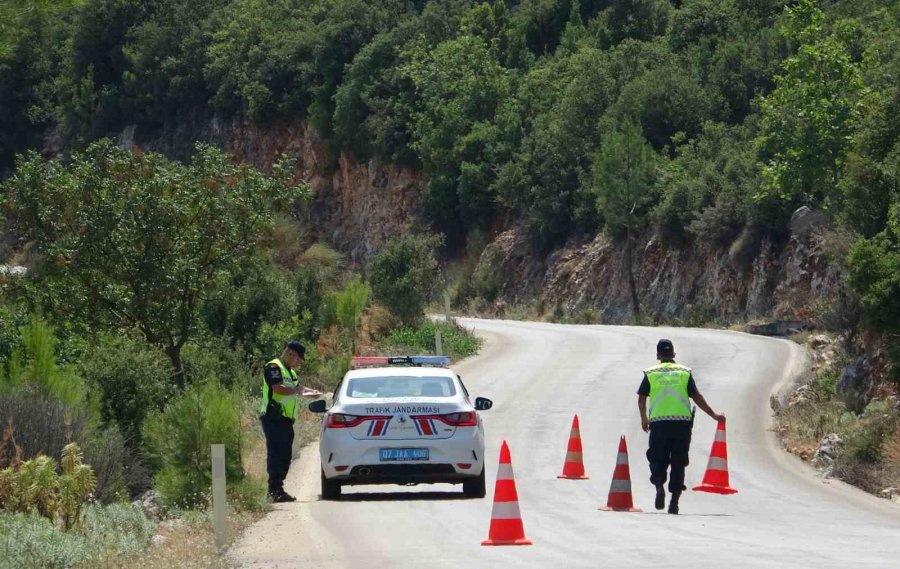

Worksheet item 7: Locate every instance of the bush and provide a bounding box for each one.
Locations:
[0,503,155,569]
[321,275,370,351]
[2,318,86,407]
[839,399,900,463]
[179,336,254,394]
[77,334,173,446]
[380,320,481,361]
[0,443,95,529]
[368,233,444,326]
[143,381,245,509]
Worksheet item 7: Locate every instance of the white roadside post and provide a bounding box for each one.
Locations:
[211,444,227,549]
[435,329,443,356]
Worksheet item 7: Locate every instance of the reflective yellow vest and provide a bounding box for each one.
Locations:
[260,358,299,421]
[645,362,693,422]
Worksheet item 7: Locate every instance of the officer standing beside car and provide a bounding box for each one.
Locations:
[260,341,322,502]
[637,339,725,514]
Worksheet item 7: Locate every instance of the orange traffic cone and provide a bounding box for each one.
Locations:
[482,440,533,546]
[558,414,589,480]
[693,420,738,495]
[599,435,641,512]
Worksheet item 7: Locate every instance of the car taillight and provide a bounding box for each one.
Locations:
[325,414,390,429]
[412,412,477,427]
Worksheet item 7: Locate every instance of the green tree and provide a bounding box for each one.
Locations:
[403,32,516,244]
[592,123,661,318]
[368,233,443,326]
[2,140,307,387]
[757,0,867,206]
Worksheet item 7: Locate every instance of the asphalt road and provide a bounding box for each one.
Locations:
[230,319,900,568]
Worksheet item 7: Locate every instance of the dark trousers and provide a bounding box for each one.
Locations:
[261,413,295,494]
[647,421,692,494]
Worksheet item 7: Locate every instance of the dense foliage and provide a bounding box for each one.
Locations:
[1,0,895,250]
[1,0,899,516]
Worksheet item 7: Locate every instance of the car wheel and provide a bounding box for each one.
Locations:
[321,469,342,500]
[463,468,486,498]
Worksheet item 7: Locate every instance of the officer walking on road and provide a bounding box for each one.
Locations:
[260,341,321,502]
[637,339,725,514]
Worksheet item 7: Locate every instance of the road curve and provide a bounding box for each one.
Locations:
[230,319,900,568]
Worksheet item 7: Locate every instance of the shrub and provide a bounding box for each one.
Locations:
[839,399,900,463]
[321,276,370,351]
[2,318,86,407]
[380,320,481,361]
[0,503,155,569]
[143,381,244,509]
[369,233,444,326]
[77,334,173,446]
[180,336,254,393]
[0,443,95,529]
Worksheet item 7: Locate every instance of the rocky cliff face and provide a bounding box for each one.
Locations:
[475,208,842,325]
[130,118,426,265]
[129,118,842,324]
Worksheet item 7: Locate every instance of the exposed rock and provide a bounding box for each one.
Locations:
[119,119,845,326]
[836,358,874,413]
[124,119,426,267]
[746,320,809,337]
[809,334,832,350]
[790,206,827,236]
[788,384,812,407]
[473,216,842,325]
[0,265,27,276]
[132,490,162,520]
[151,534,167,546]
[813,433,843,465]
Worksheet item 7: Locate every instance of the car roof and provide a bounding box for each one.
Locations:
[344,367,456,380]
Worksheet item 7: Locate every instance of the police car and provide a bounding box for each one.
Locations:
[309,356,492,500]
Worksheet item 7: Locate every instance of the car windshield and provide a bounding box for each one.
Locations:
[347,376,457,398]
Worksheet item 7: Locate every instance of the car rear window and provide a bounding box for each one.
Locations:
[346,376,457,398]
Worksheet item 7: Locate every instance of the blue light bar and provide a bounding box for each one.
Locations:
[381,355,451,367]
[410,355,451,367]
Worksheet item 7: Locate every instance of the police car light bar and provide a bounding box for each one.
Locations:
[350,355,451,368]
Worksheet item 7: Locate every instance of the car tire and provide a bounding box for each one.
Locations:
[463,468,486,498]
[321,469,342,500]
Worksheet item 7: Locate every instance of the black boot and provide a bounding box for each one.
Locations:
[668,491,681,515]
[655,484,665,510]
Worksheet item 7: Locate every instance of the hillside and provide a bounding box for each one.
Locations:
[1,0,899,516]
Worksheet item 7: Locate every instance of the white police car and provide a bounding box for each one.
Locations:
[309,356,492,500]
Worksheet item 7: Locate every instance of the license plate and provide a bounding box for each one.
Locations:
[380,448,429,461]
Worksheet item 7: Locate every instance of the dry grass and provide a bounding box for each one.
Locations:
[85,511,261,569]
[881,428,900,487]
[776,385,845,460]
[93,411,321,569]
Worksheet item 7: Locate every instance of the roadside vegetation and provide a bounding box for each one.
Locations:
[0,141,476,565]
[1,0,898,541]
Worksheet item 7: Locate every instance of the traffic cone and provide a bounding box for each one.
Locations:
[558,414,589,480]
[481,440,533,546]
[693,420,738,495]
[599,435,642,512]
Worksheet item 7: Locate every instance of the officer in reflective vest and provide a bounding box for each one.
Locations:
[261,341,322,502]
[637,339,725,514]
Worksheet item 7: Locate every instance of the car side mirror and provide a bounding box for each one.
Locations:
[308,399,327,413]
[474,397,493,411]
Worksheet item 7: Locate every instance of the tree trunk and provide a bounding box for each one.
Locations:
[625,228,641,320]
[165,343,185,389]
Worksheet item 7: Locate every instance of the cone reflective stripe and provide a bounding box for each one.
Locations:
[558,415,589,480]
[599,436,642,512]
[482,441,532,546]
[693,421,738,495]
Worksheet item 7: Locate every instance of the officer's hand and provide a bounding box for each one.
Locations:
[714,413,726,423]
[641,417,650,433]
